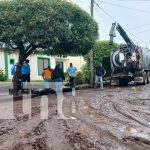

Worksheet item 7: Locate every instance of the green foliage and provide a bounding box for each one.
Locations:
[0,69,7,81]
[102,57,111,77]
[64,72,69,82]
[64,71,86,85]
[0,75,7,81]
[0,0,98,56]
[82,65,91,84]
[75,71,85,85]
[84,40,119,65]
[83,40,119,82]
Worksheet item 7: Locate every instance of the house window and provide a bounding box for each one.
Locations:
[38,57,50,75]
[56,61,64,71]
[10,59,15,65]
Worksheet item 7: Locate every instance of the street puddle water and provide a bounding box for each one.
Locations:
[82,105,150,140]
[82,106,105,123]
[70,117,77,120]
[78,124,98,140]
[120,126,137,134]
[17,129,30,138]
[120,126,150,140]
[78,124,91,136]
[106,94,113,98]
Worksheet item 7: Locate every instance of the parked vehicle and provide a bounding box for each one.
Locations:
[109,22,150,85]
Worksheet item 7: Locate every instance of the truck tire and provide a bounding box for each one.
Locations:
[143,72,148,85]
[119,78,128,86]
[147,71,150,84]
[110,78,119,86]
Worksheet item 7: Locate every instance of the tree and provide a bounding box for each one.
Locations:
[83,40,119,83]
[0,0,98,95]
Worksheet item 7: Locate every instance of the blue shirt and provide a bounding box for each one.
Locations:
[21,62,30,74]
[67,66,77,77]
[11,63,18,75]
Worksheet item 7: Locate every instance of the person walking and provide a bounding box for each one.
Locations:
[52,64,65,92]
[42,66,53,89]
[67,63,77,88]
[94,63,106,90]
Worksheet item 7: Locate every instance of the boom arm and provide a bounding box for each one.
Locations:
[109,22,136,50]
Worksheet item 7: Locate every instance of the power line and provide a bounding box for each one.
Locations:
[94,5,114,23]
[98,0,150,14]
[94,1,116,21]
[90,1,150,31]
[129,22,150,30]
[101,27,150,39]
[123,27,148,45]
[94,1,149,46]
[86,4,91,12]
[134,28,150,35]
[95,0,150,30]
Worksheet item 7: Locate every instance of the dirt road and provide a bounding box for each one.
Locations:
[0,85,150,150]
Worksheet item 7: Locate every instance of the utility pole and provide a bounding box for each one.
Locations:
[90,0,94,87]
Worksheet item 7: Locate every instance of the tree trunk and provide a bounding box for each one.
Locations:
[12,53,26,96]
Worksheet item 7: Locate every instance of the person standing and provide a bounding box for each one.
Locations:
[11,62,18,76]
[42,66,53,89]
[21,59,30,90]
[52,64,65,92]
[67,63,77,88]
[94,63,106,90]
[11,60,30,91]
[21,59,30,82]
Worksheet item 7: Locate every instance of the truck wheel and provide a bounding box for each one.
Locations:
[143,73,148,85]
[147,72,150,84]
[119,78,128,86]
[110,78,119,86]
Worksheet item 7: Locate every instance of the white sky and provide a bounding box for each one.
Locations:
[71,0,150,48]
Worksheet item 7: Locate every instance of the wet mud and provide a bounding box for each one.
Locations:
[0,85,150,150]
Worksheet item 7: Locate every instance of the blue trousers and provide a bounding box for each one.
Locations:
[55,78,62,92]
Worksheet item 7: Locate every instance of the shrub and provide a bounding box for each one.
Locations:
[75,71,85,85]
[0,69,7,81]
[64,71,86,85]
[0,75,7,81]
[82,65,91,84]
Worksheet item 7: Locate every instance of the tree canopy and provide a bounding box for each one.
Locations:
[85,41,119,65]
[0,0,98,94]
[0,0,98,57]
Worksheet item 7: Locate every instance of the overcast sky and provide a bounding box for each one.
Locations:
[71,0,150,47]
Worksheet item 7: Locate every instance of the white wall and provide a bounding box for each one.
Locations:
[67,56,85,71]
[7,53,56,80]
[0,52,5,72]
[29,54,56,80]
[1,50,86,81]
[55,56,86,72]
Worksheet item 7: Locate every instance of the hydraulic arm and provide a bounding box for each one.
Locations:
[109,22,136,52]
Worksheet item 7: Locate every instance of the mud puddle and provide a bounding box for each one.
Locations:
[0,86,150,149]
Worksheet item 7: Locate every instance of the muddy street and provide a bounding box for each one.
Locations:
[0,85,150,150]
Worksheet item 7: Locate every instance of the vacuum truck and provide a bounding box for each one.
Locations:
[109,22,150,85]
